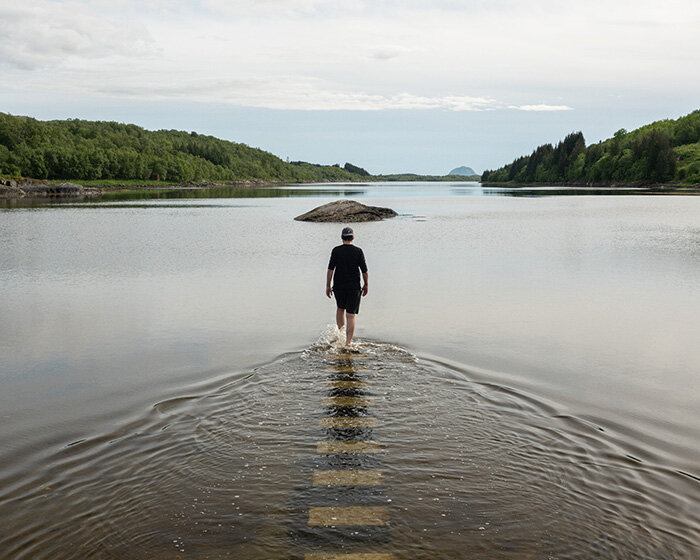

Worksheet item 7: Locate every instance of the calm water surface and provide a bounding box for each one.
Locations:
[1,182,698,558]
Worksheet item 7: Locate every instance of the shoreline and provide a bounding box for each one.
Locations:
[0,175,482,199]
[0,178,292,199]
[481,180,699,191]
[5,177,698,201]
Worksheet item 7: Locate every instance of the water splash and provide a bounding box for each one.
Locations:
[305,324,418,363]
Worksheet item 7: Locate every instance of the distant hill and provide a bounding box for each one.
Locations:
[0,112,485,185]
[481,109,700,185]
[449,166,477,176]
[0,113,366,183]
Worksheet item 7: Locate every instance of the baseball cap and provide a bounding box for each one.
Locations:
[342,227,354,237]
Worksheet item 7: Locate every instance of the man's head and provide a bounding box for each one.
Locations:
[341,226,354,242]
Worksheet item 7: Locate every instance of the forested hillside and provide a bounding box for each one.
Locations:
[0,113,364,183]
[481,110,700,185]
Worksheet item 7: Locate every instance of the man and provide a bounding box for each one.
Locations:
[326,226,369,346]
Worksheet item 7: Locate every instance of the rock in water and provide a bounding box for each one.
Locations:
[294,199,397,222]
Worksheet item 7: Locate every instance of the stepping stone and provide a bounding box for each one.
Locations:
[313,470,384,486]
[308,506,389,527]
[323,397,374,407]
[325,366,369,373]
[305,554,394,560]
[324,380,372,388]
[317,441,384,454]
[319,417,378,428]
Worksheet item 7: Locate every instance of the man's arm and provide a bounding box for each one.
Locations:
[326,269,334,298]
[359,249,368,296]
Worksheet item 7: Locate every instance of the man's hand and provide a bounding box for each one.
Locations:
[326,269,334,298]
[362,284,368,297]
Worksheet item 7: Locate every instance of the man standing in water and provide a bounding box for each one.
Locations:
[326,227,368,346]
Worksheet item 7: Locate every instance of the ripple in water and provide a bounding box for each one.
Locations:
[0,328,697,559]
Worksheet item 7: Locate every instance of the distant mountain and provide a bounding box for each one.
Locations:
[449,166,477,176]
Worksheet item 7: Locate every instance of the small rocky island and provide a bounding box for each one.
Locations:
[294,199,398,222]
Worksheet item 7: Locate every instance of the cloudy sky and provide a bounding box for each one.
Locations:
[1,0,698,173]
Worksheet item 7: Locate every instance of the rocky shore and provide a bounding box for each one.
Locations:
[0,178,99,198]
[0,178,281,199]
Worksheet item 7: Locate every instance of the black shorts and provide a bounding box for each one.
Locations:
[334,284,362,314]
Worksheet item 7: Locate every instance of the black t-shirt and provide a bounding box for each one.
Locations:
[328,244,368,288]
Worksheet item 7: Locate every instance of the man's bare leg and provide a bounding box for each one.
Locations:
[345,313,356,346]
[336,307,345,330]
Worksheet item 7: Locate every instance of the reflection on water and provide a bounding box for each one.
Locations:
[92,185,370,203]
[0,184,370,208]
[291,338,392,555]
[3,180,698,209]
[1,182,700,558]
[90,182,700,203]
[478,186,700,197]
[1,331,697,559]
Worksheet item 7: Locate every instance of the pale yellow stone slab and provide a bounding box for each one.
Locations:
[308,506,389,526]
[324,380,371,388]
[305,553,395,560]
[313,469,384,486]
[319,417,378,428]
[324,366,369,373]
[333,353,369,360]
[322,397,374,407]
[316,441,384,454]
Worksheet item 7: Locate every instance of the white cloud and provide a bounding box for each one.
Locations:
[1,0,698,113]
[44,73,569,112]
[0,1,154,70]
[514,104,573,112]
[199,0,362,17]
[369,45,412,61]
[198,0,511,18]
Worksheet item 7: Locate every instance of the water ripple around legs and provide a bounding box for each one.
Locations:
[1,330,697,559]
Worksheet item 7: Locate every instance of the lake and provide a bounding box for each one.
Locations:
[1,182,698,559]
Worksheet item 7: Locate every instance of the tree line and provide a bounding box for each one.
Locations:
[0,113,368,183]
[481,110,700,185]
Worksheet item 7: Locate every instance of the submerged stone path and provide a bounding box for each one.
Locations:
[293,352,394,560]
